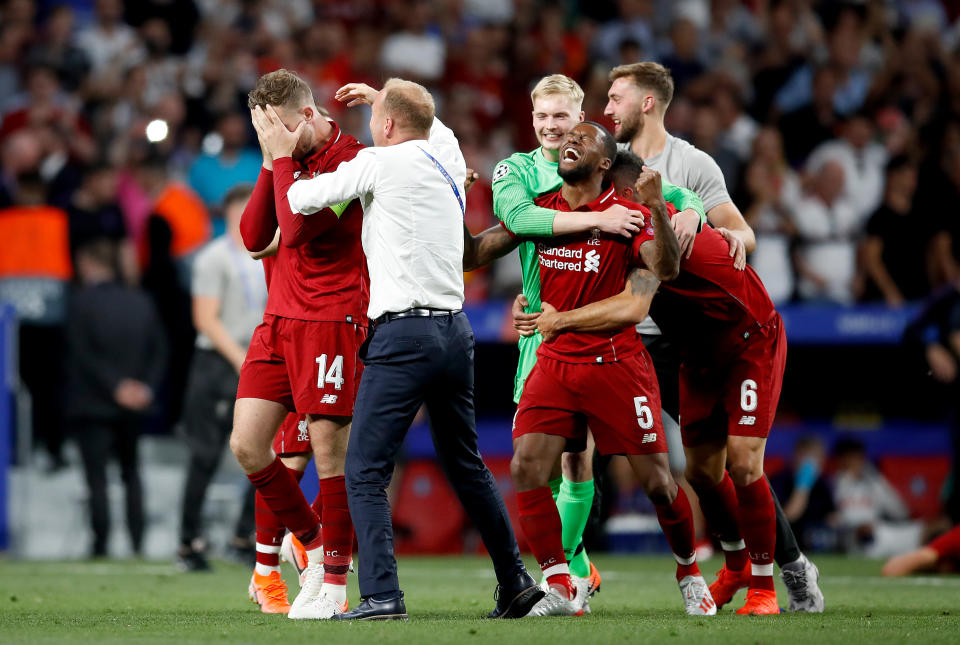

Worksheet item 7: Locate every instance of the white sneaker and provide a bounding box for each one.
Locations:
[679,575,717,616]
[782,554,825,613]
[572,575,592,614]
[288,592,347,620]
[288,561,324,617]
[528,581,584,617]
[280,533,309,587]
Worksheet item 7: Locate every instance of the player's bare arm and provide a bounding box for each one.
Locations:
[249,229,280,260]
[512,293,540,337]
[463,222,520,271]
[882,547,939,576]
[634,167,680,281]
[535,267,660,342]
[709,201,755,271]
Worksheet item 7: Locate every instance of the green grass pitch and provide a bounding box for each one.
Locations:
[1,554,958,643]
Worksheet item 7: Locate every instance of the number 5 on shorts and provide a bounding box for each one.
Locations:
[316,354,345,390]
[634,396,654,430]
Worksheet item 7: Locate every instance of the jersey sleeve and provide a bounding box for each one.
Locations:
[491,158,556,237]
[285,150,378,215]
[685,148,732,213]
[928,526,960,560]
[661,179,705,228]
[629,219,657,267]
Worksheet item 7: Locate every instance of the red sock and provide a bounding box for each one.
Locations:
[311,491,323,521]
[247,456,321,549]
[319,475,353,585]
[735,477,776,592]
[691,472,748,571]
[517,487,568,581]
[254,491,285,568]
[653,485,700,580]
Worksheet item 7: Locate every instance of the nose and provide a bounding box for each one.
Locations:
[603,101,614,118]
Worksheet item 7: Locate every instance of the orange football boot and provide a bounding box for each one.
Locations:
[708,565,751,609]
[248,571,292,614]
[587,561,602,595]
[735,589,780,615]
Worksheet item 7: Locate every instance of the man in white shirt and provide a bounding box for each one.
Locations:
[253,78,543,621]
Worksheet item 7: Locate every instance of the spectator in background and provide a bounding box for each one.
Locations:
[66,238,167,557]
[771,436,835,552]
[741,127,799,305]
[0,129,43,208]
[831,438,911,556]
[177,184,266,571]
[66,162,137,284]
[861,156,932,306]
[689,102,741,196]
[380,0,446,82]
[806,110,888,223]
[778,64,841,167]
[658,16,706,95]
[26,4,90,93]
[713,82,758,163]
[188,111,262,210]
[593,0,656,67]
[791,159,860,304]
[77,0,145,93]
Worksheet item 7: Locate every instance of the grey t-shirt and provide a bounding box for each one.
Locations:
[620,134,733,334]
[191,235,268,350]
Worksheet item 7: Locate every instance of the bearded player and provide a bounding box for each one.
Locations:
[604,62,823,612]
[492,74,706,607]
[510,122,715,617]
[529,150,787,615]
[231,69,365,620]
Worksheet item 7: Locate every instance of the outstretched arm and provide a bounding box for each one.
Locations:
[463,222,520,271]
[535,267,660,342]
[634,167,681,281]
[882,547,939,576]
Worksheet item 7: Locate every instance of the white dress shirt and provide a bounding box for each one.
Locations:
[287,119,467,319]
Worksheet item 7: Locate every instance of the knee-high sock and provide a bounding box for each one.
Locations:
[253,466,304,575]
[517,487,568,580]
[557,477,594,577]
[735,477,776,591]
[653,485,700,580]
[691,472,748,571]
[247,456,320,549]
[319,475,353,591]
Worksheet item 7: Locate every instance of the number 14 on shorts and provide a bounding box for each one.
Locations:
[316,354,345,390]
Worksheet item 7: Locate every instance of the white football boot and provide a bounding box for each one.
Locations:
[287,560,325,618]
[782,554,825,613]
[679,575,717,615]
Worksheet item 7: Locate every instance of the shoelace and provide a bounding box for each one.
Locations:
[782,569,809,600]
[262,577,288,603]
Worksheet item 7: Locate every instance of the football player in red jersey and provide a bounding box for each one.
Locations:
[230,69,366,620]
[531,150,785,615]
[509,122,716,617]
[883,525,960,576]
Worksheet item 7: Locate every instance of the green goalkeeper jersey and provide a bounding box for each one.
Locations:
[491,147,705,403]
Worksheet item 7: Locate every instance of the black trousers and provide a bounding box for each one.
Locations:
[345,312,523,598]
[179,349,254,546]
[74,417,143,555]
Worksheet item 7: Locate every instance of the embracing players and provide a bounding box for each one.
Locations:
[509,121,715,617]
[231,69,365,620]
[529,149,786,615]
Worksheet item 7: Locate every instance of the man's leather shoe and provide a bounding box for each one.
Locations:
[332,593,408,621]
[486,569,545,618]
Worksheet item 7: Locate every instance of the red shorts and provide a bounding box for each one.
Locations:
[273,413,310,455]
[513,351,667,456]
[237,315,366,417]
[680,313,787,446]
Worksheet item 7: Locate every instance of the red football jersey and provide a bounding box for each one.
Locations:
[644,221,777,361]
[242,121,369,324]
[532,186,660,363]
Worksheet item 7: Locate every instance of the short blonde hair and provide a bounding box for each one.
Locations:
[530,74,584,109]
[248,69,314,109]
[609,62,674,109]
[381,78,435,136]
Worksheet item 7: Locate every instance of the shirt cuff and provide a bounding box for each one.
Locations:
[272,157,294,175]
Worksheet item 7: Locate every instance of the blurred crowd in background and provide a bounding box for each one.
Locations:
[3,0,960,556]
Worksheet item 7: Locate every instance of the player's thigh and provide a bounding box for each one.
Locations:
[307,414,351,478]
[679,361,728,484]
[230,397,289,470]
[286,320,364,418]
[683,439,728,486]
[725,435,767,486]
[625,451,675,502]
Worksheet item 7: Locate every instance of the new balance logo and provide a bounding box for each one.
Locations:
[320,394,339,404]
[584,250,600,273]
[738,416,756,426]
[641,432,657,444]
[296,419,309,442]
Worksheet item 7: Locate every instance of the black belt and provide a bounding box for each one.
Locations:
[373,307,461,326]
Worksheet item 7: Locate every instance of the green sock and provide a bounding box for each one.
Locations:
[549,477,562,502]
[557,477,594,577]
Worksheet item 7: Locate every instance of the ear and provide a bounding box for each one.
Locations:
[621,186,634,200]
[599,157,612,172]
[578,111,585,123]
[643,95,655,114]
[384,116,394,138]
[302,106,314,121]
